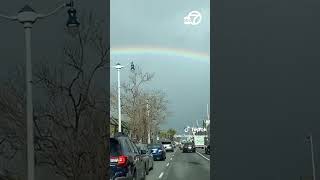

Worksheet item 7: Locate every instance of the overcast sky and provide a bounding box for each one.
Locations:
[110,0,210,133]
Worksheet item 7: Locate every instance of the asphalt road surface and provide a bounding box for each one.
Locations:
[146,148,210,180]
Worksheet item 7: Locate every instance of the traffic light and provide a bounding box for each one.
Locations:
[130,61,135,71]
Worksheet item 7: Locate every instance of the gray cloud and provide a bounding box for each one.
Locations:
[110,0,210,133]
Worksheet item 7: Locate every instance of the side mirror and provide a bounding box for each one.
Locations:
[141,150,147,154]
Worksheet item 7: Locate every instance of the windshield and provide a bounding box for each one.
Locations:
[110,138,121,156]
[148,144,161,149]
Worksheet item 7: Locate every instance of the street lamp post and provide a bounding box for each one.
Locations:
[113,61,135,133]
[0,2,79,180]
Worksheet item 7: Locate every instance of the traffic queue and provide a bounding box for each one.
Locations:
[110,132,177,180]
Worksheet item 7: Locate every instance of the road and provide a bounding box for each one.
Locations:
[146,148,210,180]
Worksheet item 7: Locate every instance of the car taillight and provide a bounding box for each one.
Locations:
[110,155,128,167]
[118,155,128,166]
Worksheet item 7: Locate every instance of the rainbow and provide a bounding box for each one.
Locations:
[110,46,210,63]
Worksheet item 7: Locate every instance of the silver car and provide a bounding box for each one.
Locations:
[161,141,174,152]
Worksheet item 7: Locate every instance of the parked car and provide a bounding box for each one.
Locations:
[182,142,196,153]
[136,143,154,175]
[205,144,210,155]
[147,143,166,161]
[110,132,146,180]
[161,141,174,152]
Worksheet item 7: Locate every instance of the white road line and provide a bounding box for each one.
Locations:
[170,157,172,160]
[159,172,164,179]
[166,163,170,167]
[196,151,210,161]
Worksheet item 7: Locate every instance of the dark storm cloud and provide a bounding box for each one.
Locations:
[214,0,320,179]
[0,0,107,179]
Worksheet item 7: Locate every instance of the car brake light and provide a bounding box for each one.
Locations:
[118,155,128,166]
[110,155,128,166]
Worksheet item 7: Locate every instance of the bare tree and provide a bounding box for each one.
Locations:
[112,66,169,142]
[0,66,26,178]
[0,12,109,180]
[120,66,154,141]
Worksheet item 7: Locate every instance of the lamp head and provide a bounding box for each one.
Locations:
[66,7,80,28]
[130,61,135,71]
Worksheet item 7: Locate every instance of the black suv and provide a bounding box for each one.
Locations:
[182,142,196,153]
[110,133,146,180]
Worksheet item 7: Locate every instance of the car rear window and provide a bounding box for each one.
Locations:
[110,138,121,156]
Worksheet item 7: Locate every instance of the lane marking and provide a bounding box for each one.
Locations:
[196,151,210,161]
[166,163,170,167]
[170,157,172,160]
[159,172,164,179]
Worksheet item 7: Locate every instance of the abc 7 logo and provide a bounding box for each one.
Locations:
[184,11,202,26]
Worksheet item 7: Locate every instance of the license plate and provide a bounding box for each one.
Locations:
[188,147,191,149]
[110,158,118,163]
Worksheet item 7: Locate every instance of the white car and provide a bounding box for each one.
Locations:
[161,141,174,152]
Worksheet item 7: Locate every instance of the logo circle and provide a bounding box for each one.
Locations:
[188,11,202,25]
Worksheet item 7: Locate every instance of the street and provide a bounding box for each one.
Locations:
[146,148,210,180]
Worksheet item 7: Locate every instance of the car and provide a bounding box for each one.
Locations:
[182,142,196,153]
[147,143,166,161]
[161,141,174,152]
[110,132,146,180]
[205,144,210,155]
[136,143,154,175]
